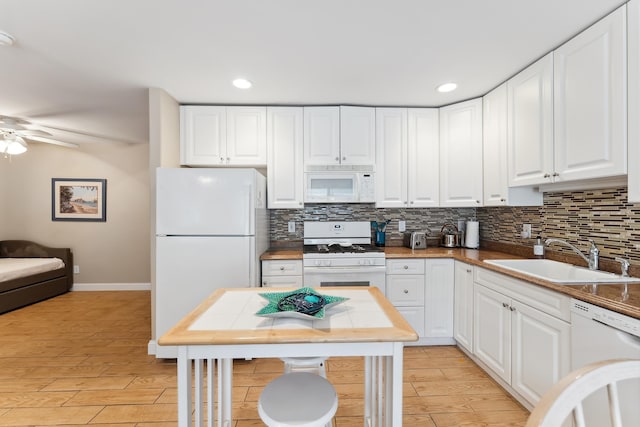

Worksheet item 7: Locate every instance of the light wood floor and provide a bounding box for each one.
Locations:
[0,291,530,426]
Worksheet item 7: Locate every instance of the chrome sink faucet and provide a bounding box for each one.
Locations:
[544,238,599,270]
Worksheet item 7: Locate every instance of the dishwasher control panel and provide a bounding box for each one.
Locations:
[571,299,640,338]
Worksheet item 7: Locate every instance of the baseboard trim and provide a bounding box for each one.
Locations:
[72,282,151,291]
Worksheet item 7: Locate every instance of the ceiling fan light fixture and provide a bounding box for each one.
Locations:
[0,31,15,47]
[1,133,28,155]
[437,82,458,93]
[232,78,252,89]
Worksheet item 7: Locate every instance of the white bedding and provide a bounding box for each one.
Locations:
[0,258,65,283]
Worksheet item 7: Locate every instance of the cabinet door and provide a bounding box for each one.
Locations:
[424,259,454,338]
[304,107,340,166]
[408,108,440,207]
[629,0,640,202]
[508,53,554,186]
[554,7,627,182]
[226,106,267,166]
[474,283,511,383]
[454,261,474,352]
[439,98,483,207]
[483,83,509,206]
[375,108,408,208]
[267,107,304,209]
[511,300,570,406]
[395,306,426,337]
[180,106,226,165]
[340,106,375,165]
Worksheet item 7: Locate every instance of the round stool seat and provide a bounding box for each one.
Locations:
[258,372,338,427]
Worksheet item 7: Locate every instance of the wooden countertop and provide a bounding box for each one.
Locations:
[261,246,640,319]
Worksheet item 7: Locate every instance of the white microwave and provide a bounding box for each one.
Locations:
[304,166,375,203]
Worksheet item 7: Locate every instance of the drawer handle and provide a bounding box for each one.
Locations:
[510,306,516,312]
[279,266,285,271]
[403,265,409,270]
[502,302,509,308]
[466,269,472,273]
[404,289,409,294]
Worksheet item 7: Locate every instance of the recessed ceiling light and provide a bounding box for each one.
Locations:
[232,78,252,89]
[437,82,457,93]
[0,31,15,46]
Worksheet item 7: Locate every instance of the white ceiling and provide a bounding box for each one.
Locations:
[0,0,628,146]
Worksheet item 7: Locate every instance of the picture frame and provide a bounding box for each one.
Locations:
[51,178,107,222]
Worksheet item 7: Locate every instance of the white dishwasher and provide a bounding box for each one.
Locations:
[570,299,640,427]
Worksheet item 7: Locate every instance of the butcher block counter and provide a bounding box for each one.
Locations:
[261,246,640,319]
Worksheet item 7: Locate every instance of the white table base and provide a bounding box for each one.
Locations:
[176,341,405,427]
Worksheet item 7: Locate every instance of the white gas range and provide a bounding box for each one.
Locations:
[303,221,386,294]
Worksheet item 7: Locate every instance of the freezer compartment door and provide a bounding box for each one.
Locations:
[156,168,256,235]
[155,236,256,355]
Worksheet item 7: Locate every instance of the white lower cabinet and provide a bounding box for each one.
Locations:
[453,261,474,353]
[472,267,571,409]
[386,258,454,345]
[261,260,303,288]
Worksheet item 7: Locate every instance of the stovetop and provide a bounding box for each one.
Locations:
[303,243,383,255]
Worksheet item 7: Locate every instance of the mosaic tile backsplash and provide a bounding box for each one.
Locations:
[270,187,640,266]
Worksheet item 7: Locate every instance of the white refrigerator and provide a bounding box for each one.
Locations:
[153,167,268,358]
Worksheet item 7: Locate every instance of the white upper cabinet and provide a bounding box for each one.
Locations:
[507,53,554,187]
[375,108,407,208]
[408,109,440,207]
[375,108,439,208]
[267,107,304,209]
[180,106,266,166]
[484,83,510,205]
[553,6,627,183]
[304,106,375,167]
[340,106,376,165]
[439,98,483,207]
[630,0,640,202]
[484,84,543,206]
[303,106,341,166]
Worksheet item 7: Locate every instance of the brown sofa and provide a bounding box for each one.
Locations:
[0,240,73,314]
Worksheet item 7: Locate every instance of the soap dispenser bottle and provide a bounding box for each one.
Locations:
[533,235,544,257]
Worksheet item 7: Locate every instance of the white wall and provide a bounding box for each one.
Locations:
[0,141,150,284]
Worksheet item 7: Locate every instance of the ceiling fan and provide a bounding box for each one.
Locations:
[0,115,79,156]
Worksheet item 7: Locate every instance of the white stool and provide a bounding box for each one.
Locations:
[258,372,338,427]
[281,356,327,377]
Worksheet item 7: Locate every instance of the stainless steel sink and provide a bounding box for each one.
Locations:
[483,259,640,284]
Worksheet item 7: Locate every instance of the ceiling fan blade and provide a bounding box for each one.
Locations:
[0,121,30,131]
[24,135,79,148]
[16,129,53,137]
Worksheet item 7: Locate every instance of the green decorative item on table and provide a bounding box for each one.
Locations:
[256,287,349,320]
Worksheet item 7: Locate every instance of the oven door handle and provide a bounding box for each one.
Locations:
[304,266,386,275]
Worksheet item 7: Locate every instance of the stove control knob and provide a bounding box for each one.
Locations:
[324,260,331,266]
[314,260,321,266]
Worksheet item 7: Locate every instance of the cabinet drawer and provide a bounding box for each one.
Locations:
[262,260,303,276]
[262,276,303,288]
[386,259,425,274]
[386,275,425,306]
[475,267,570,321]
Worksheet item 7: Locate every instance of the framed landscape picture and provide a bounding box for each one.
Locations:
[52,178,107,222]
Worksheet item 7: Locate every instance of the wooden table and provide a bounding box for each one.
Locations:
[159,286,418,427]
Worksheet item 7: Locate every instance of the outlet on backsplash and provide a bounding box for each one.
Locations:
[521,224,532,239]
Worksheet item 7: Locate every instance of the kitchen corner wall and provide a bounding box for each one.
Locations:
[477,187,640,264]
[270,186,640,265]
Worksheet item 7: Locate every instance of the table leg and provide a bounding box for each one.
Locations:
[217,358,233,427]
[195,359,204,427]
[391,342,404,427]
[177,347,192,427]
